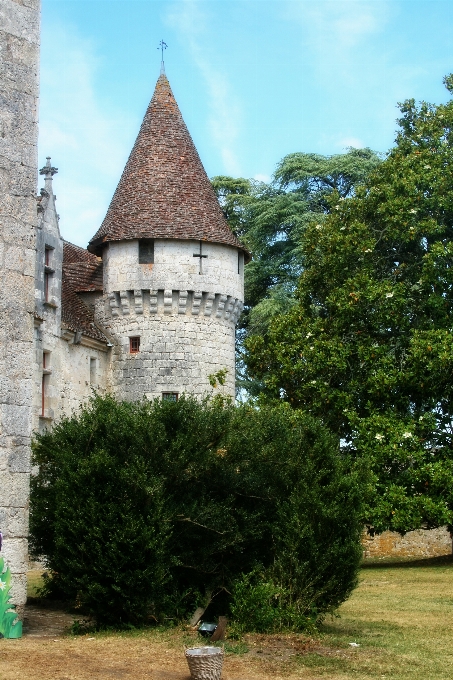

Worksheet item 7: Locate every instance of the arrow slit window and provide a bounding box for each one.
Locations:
[44,246,55,302]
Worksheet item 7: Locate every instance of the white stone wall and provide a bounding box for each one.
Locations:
[97,238,243,401]
[0,0,40,613]
[33,323,111,433]
[96,295,237,400]
[104,239,244,301]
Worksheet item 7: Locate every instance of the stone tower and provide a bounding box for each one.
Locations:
[88,72,247,401]
[0,0,40,613]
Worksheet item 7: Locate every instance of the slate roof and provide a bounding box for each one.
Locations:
[88,74,248,257]
[61,241,107,343]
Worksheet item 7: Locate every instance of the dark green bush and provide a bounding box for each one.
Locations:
[30,395,365,629]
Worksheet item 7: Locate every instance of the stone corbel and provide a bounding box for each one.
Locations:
[119,290,130,316]
[150,290,158,314]
[134,289,143,314]
[204,292,215,316]
[178,290,188,314]
[216,294,228,318]
[192,291,202,315]
[164,289,173,314]
[108,292,120,317]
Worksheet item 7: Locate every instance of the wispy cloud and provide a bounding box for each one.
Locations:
[287,1,389,55]
[166,0,242,176]
[254,173,271,183]
[283,1,397,150]
[337,136,365,150]
[39,22,133,247]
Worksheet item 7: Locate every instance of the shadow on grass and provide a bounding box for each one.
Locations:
[320,617,402,638]
[361,554,453,570]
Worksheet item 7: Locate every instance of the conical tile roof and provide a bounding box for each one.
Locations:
[88,74,246,256]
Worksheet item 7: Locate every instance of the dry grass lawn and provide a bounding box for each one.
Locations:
[1,557,452,680]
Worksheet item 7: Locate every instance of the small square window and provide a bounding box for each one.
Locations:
[139,239,154,264]
[129,336,140,353]
[162,392,178,402]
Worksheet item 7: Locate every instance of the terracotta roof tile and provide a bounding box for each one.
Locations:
[88,74,248,256]
[63,262,103,293]
[61,272,107,343]
[63,240,100,264]
[61,241,107,343]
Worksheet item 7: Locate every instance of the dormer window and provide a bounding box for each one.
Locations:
[139,239,154,264]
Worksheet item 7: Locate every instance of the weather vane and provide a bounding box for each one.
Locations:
[158,39,168,62]
[158,40,168,75]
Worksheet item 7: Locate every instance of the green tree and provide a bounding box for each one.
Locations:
[246,76,453,534]
[212,149,380,394]
[213,149,381,334]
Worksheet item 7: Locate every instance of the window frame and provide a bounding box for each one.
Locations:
[129,336,141,354]
[41,351,51,417]
[162,392,179,402]
[44,246,55,302]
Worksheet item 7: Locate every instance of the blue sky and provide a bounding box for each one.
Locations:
[39,0,453,247]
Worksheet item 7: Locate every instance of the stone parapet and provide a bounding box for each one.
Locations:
[106,288,243,325]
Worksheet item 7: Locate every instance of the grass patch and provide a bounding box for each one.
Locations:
[304,556,453,679]
[10,557,453,680]
[26,569,44,598]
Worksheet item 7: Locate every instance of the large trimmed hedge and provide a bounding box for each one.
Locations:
[30,395,365,628]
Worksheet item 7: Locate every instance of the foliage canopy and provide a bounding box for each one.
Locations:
[212,148,381,394]
[246,77,453,533]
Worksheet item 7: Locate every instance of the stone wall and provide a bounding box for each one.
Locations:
[96,292,238,400]
[98,237,243,400]
[103,239,244,301]
[33,324,111,432]
[0,0,40,613]
[363,527,452,559]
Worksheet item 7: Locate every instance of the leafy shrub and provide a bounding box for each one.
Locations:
[30,395,365,628]
[229,569,315,634]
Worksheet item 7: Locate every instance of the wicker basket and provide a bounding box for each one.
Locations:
[185,646,224,680]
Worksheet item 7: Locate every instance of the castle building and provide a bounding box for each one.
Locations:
[34,70,248,433]
[1,17,451,619]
